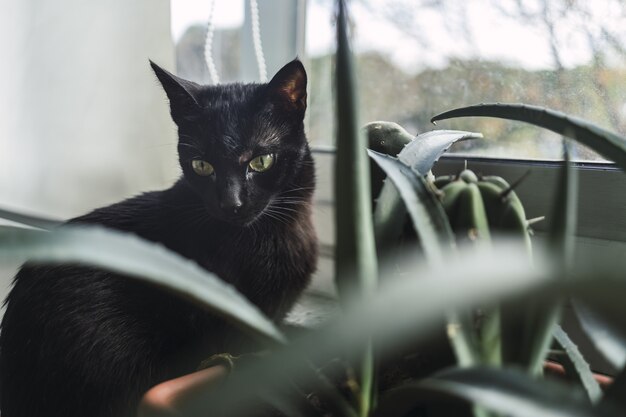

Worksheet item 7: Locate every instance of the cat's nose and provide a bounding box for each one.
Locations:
[220,199,243,215]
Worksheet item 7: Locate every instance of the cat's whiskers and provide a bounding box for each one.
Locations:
[280,186,315,194]
[272,202,307,208]
[271,205,301,215]
[177,140,205,157]
[273,195,309,200]
[271,198,308,205]
[264,204,299,226]
[260,208,292,228]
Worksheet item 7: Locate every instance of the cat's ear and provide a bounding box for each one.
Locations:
[267,59,307,113]
[150,60,202,124]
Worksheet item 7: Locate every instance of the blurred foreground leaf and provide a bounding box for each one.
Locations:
[0,225,285,345]
[334,0,378,414]
[178,241,626,416]
[0,206,62,230]
[183,242,553,415]
[573,301,626,370]
[375,367,620,417]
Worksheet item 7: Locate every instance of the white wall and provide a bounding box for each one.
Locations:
[0,0,178,220]
[0,0,178,298]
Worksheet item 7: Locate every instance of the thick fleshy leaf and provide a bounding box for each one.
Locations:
[0,206,62,230]
[368,150,454,264]
[573,300,626,370]
[334,1,378,414]
[374,367,621,417]
[0,225,285,345]
[170,244,626,416]
[521,141,578,375]
[177,242,554,416]
[397,130,482,175]
[365,121,414,157]
[365,121,415,210]
[371,179,406,257]
[547,140,578,269]
[334,0,378,302]
[369,151,481,367]
[553,325,602,403]
[431,103,626,171]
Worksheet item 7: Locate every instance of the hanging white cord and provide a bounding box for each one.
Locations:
[203,0,220,84]
[249,0,268,82]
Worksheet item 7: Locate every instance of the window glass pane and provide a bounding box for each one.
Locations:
[306,0,626,161]
[171,0,244,84]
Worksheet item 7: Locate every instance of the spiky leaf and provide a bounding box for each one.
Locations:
[431,103,626,171]
[552,325,601,403]
[334,1,378,415]
[397,130,482,175]
[526,141,578,374]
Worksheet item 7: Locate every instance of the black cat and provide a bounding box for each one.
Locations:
[0,59,318,417]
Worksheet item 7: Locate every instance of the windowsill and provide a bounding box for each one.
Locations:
[440,154,618,171]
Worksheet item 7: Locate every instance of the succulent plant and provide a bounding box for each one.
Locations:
[435,169,532,252]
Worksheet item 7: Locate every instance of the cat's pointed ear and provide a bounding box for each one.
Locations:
[267,59,307,113]
[150,60,201,124]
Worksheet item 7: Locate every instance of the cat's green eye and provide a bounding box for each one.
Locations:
[249,154,275,172]
[191,160,215,176]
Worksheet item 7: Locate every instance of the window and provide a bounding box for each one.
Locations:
[305,0,626,161]
[302,0,626,300]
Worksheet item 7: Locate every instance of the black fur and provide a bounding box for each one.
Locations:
[0,60,318,417]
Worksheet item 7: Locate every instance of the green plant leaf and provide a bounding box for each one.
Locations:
[549,140,578,267]
[180,242,554,416]
[334,0,378,299]
[149,243,626,417]
[397,130,482,176]
[334,1,378,415]
[365,121,414,156]
[0,205,62,230]
[374,367,621,417]
[573,300,626,370]
[368,150,454,264]
[553,325,602,403]
[365,121,415,212]
[364,123,480,209]
[517,141,579,375]
[371,178,406,257]
[369,151,484,368]
[170,241,626,416]
[0,225,285,345]
[368,128,480,262]
[430,103,626,171]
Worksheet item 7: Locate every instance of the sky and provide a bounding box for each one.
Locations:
[170,0,626,72]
